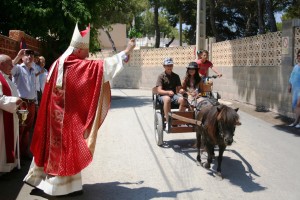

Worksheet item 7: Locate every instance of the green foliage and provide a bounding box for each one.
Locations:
[276,22,282,31]
[179,0,295,44]
[128,27,143,39]
[134,9,178,40]
[0,0,296,60]
[282,0,300,20]
[0,0,147,63]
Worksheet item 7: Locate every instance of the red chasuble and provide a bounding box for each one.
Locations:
[31,55,111,176]
[0,73,15,163]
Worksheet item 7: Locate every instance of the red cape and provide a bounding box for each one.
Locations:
[31,55,110,176]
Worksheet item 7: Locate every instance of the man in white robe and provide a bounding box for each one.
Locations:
[0,54,22,173]
[23,23,135,196]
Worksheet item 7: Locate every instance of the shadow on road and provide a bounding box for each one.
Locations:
[0,159,31,200]
[28,181,200,200]
[273,124,300,136]
[163,139,266,194]
[111,96,152,109]
[219,150,266,193]
[162,139,198,163]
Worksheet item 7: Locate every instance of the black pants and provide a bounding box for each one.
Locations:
[37,90,42,106]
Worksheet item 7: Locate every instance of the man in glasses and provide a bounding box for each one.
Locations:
[11,49,37,161]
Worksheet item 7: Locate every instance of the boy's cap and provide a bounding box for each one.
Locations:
[163,57,173,65]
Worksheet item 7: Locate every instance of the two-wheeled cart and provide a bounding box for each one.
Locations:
[152,75,220,146]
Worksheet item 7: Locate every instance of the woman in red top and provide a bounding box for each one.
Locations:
[196,50,222,77]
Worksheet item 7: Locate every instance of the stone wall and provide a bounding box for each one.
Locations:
[0,30,42,58]
[92,20,300,118]
[212,25,300,117]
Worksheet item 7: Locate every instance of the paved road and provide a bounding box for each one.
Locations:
[1,89,300,200]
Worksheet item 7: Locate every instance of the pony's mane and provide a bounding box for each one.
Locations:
[205,104,239,143]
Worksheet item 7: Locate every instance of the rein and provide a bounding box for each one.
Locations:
[218,121,224,138]
[169,113,202,126]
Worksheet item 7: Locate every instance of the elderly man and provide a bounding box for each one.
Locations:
[24,23,136,196]
[0,54,22,173]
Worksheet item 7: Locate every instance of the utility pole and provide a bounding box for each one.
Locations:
[196,0,206,56]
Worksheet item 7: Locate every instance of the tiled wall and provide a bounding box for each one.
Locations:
[92,28,300,117]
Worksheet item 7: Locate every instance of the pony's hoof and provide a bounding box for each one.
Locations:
[202,162,210,169]
[215,172,223,180]
[196,160,202,166]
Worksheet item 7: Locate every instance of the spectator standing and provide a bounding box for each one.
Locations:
[288,49,300,128]
[11,49,37,159]
[23,23,135,196]
[36,56,48,93]
[0,54,22,173]
[33,54,42,105]
[35,56,48,105]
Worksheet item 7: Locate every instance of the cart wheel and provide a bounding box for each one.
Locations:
[154,112,164,146]
[152,93,157,110]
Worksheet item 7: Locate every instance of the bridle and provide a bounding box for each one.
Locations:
[217,121,224,139]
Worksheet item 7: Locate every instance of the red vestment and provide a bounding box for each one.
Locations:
[0,73,15,163]
[30,55,111,176]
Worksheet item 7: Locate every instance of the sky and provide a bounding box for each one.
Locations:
[176,12,284,32]
[275,12,283,23]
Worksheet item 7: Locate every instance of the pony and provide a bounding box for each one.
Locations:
[195,101,241,177]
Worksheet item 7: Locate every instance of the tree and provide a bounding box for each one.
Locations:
[209,0,220,41]
[0,0,147,60]
[181,0,292,44]
[132,8,178,47]
[257,0,266,34]
[265,0,277,32]
[282,0,300,20]
[149,0,161,48]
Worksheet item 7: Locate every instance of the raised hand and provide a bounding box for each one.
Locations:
[124,38,136,55]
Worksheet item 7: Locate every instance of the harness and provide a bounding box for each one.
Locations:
[217,121,224,139]
[195,98,219,112]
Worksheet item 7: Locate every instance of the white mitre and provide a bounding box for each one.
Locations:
[47,23,90,87]
[70,23,90,49]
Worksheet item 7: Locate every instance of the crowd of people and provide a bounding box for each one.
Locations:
[0,49,47,172]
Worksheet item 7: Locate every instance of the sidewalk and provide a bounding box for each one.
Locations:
[220,99,291,125]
